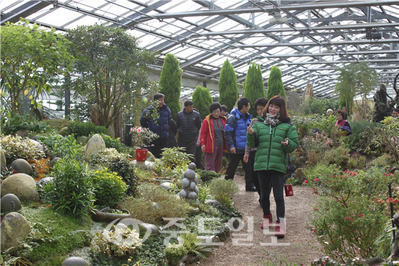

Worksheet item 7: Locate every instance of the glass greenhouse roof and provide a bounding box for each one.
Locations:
[1,0,399,98]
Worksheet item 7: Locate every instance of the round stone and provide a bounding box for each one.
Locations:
[190,182,196,190]
[184,169,195,179]
[11,159,33,175]
[1,212,31,254]
[36,177,54,188]
[182,178,190,188]
[188,192,197,200]
[1,173,39,202]
[180,190,187,198]
[1,193,22,212]
[62,257,89,266]
[188,162,196,170]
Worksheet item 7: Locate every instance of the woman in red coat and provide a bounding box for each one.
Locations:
[200,102,227,172]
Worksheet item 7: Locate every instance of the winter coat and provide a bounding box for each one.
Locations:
[246,116,299,174]
[225,108,252,154]
[200,114,228,153]
[176,109,202,143]
[140,104,171,138]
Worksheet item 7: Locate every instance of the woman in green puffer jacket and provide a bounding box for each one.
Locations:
[246,96,299,238]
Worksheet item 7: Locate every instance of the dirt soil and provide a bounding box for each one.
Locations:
[195,174,324,266]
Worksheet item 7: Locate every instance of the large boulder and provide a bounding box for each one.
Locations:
[0,150,6,170]
[1,212,31,254]
[84,134,106,162]
[62,257,89,266]
[1,193,22,212]
[11,159,33,175]
[1,173,39,202]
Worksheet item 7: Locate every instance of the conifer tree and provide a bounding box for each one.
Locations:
[159,53,182,119]
[266,66,286,100]
[218,59,238,112]
[243,62,265,116]
[192,85,213,120]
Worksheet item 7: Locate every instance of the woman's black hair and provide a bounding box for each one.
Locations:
[264,95,288,120]
[209,102,221,113]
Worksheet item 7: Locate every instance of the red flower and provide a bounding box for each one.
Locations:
[304,180,308,184]
[314,178,319,181]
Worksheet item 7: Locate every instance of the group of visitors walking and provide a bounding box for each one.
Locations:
[139,93,300,238]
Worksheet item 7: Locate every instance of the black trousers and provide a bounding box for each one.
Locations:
[257,170,285,223]
[178,139,197,164]
[148,137,168,158]
[248,150,261,196]
[225,153,253,189]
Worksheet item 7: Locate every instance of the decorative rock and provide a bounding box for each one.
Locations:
[11,159,33,175]
[187,207,200,215]
[1,193,22,212]
[22,139,45,155]
[205,199,222,207]
[187,192,197,200]
[36,177,54,188]
[130,160,155,170]
[180,190,187,198]
[1,212,31,253]
[139,223,160,235]
[59,127,68,136]
[14,130,29,137]
[224,223,232,237]
[0,150,6,170]
[184,169,195,179]
[189,182,196,190]
[188,162,196,170]
[1,173,39,201]
[62,256,89,266]
[182,178,190,188]
[84,134,106,162]
[160,182,174,191]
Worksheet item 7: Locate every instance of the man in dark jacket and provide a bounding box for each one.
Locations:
[225,97,256,191]
[176,100,202,165]
[140,93,171,158]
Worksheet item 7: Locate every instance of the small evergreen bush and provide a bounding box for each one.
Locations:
[66,121,110,137]
[209,179,239,204]
[164,244,187,266]
[108,159,138,195]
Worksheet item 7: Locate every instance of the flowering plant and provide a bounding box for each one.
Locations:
[92,226,142,257]
[130,126,158,148]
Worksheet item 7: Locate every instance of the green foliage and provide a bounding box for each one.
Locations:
[90,148,129,166]
[195,169,223,184]
[120,183,189,225]
[305,164,393,262]
[243,62,265,116]
[266,66,286,100]
[66,121,110,137]
[41,119,73,131]
[164,244,187,266]
[378,116,399,164]
[37,134,83,160]
[155,147,193,172]
[1,112,50,135]
[17,206,91,263]
[322,143,350,169]
[218,59,238,112]
[179,233,209,258]
[197,183,211,204]
[192,85,213,119]
[291,114,337,138]
[42,155,94,217]
[209,179,239,204]
[300,98,339,115]
[108,159,138,195]
[67,23,155,128]
[341,121,383,152]
[90,168,128,207]
[0,19,74,115]
[0,135,45,164]
[159,53,182,120]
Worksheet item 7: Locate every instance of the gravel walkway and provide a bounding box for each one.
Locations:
[195,174,324,265]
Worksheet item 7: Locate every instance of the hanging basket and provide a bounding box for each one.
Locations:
[136,148,148,162]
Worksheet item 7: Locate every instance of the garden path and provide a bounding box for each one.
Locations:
[195,174,324,265]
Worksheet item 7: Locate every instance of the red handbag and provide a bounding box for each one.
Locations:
[284,184,293,197]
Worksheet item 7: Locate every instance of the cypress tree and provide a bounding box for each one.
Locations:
[266,66,286,100]
[243,62,265,116]
[159,53,182,119]
[192,85,213,120]
[218,59,238,112]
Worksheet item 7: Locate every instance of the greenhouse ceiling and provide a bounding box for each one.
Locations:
[1,0,399,99]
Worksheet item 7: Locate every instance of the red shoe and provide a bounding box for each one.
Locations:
[275,222,285,238]
[261,214,273,229]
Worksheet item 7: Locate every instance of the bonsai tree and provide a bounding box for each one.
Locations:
[192,85,213,119]
[159,53,182,120]
[266,66,286,100]
[243,62,265,116]
[67,23,155,128]
[0,19,73,116]
[218,59,238,112]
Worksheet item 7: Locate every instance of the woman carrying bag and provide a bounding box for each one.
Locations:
[246,96,299,238]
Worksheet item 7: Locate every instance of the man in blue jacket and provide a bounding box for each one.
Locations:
[225,97,256,191]
[140,93,171,158]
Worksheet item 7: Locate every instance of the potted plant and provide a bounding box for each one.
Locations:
[130,126,158,161]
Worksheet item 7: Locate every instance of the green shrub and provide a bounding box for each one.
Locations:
[322,143,350,169]
[37,134,83,159]
[209,178,239,204]
[41,118,73,131]
[305,164,394,262]
[90,168,128,207]
[89,148,129,166]
[155,147,193,172]
[66,121,110,137]
[299,98,339,115]
[195,169,223,184]
[108,159,138,195]
[42,155,94,217]
[0,134,45,164]
[164,244,187,266]
[341,120,383,152]
[2,112,50,135]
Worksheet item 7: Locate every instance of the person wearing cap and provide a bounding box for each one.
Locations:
[326,109,333,116]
